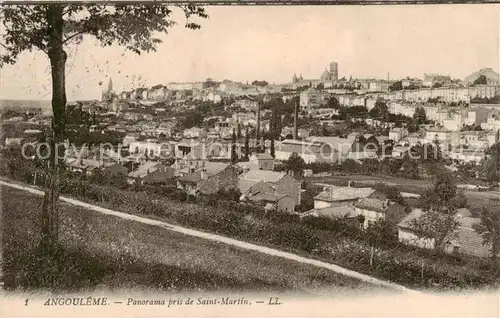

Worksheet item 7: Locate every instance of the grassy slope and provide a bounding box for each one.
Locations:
[2,186,381,294]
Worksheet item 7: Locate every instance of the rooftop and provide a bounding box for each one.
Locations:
[240,170,286,183]
[128,161,161,179]
[178,170,212,184]
[301,205,357,220]
[314,186,375,202]
[248,192,289,203]
[252,152,274,160]
[355,197,388,213]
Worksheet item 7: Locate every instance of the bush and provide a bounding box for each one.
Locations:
[1,156,499,290]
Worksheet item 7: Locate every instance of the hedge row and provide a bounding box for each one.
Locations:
[1,157,498,290]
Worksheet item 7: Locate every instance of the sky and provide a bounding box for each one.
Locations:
[0,4,499,101]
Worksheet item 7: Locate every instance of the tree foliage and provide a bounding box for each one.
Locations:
[231,128,237,164]
[372,183,405,206]
[284,152,305,178]
[325,96,340,109]
[368,99,389,120]
[473,205,500,264]
[365,219,398,248]
[413,107,427,126]
[251,80,268,87]
[473,75,488,85]
[408,209,460,250]
[411,169,468,250]
[244,127,250,160]
[1,4,208,252]
[1,5,207,64]
[483,140,500,183]
[419,168,466,212]
[389,80,402,91]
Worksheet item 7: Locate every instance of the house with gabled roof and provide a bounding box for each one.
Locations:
[300,205,357,220]
[275,139,340,164]
[314,185,375,209]
[248,152,275,171]
[354,195,406,229]
[127,162,174,185]
[248,192,295,213]
[397,208,497,258]
[177,165,239,196]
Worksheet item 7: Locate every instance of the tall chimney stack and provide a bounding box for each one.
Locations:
[256,101,261,143]
[294,98,299,140]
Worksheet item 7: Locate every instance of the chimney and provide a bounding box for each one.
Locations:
[348,180,353,187]
[201,170,205,180]
[256,101,261,142]
[294,98,299,139]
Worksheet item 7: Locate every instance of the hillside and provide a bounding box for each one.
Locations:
[1,186,381,294]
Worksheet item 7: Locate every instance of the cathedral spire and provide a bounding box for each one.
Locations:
[108,78,113,92]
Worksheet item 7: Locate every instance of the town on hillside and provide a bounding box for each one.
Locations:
[1,4,499,300]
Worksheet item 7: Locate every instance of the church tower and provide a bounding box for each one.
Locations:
[108,78,113,92]
[102,77,115,103]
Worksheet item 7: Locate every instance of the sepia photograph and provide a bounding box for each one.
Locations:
[0,2,499,317]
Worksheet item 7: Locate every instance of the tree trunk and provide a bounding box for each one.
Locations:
[41,5,67,253]
[370,245,374,267]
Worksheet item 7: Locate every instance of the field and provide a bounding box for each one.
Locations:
[308,174,500,213]
[1,185,382,295]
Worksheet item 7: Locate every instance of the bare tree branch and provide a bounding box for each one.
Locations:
[62,30,85,45]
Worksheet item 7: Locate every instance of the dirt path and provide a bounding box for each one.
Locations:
[0,180,420,294]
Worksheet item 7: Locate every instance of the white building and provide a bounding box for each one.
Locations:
[300,88,329,109]
[388,127,409,142]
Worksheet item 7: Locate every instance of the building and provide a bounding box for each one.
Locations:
[307,136,356,161]
[398,208,497,258]
[300,88,329,109]
[128,140,174,159]
[481,110,500,131]
[464,68,500,85]
[177,165,239,196]
[247,153,275,171]
[329,62,339,82]
[368,80,390,93]
[66,158,124,177]
[198,165,239,195]
[468,84,499,99]
[248,192,295,213]
[101,78,116,103]
[238,170,301,207]
[274,174,302,206]
[423,73,451,87]
[183,127,206,139]
[354,196,405,229]
[231,98,258,112]
[274,139,339,164]
[397,209,435,250]
[127,162,174,185]
[313,186,375,209]
[173,151,209,175]
[425,128,454,144]
[449,148,486,165]
[300,205,357,222]
[389,127,409,142]
[465,107,492,127]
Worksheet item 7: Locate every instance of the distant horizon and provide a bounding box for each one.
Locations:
[1,5,498,101]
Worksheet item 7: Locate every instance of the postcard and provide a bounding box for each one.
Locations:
[0,2,499,317]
